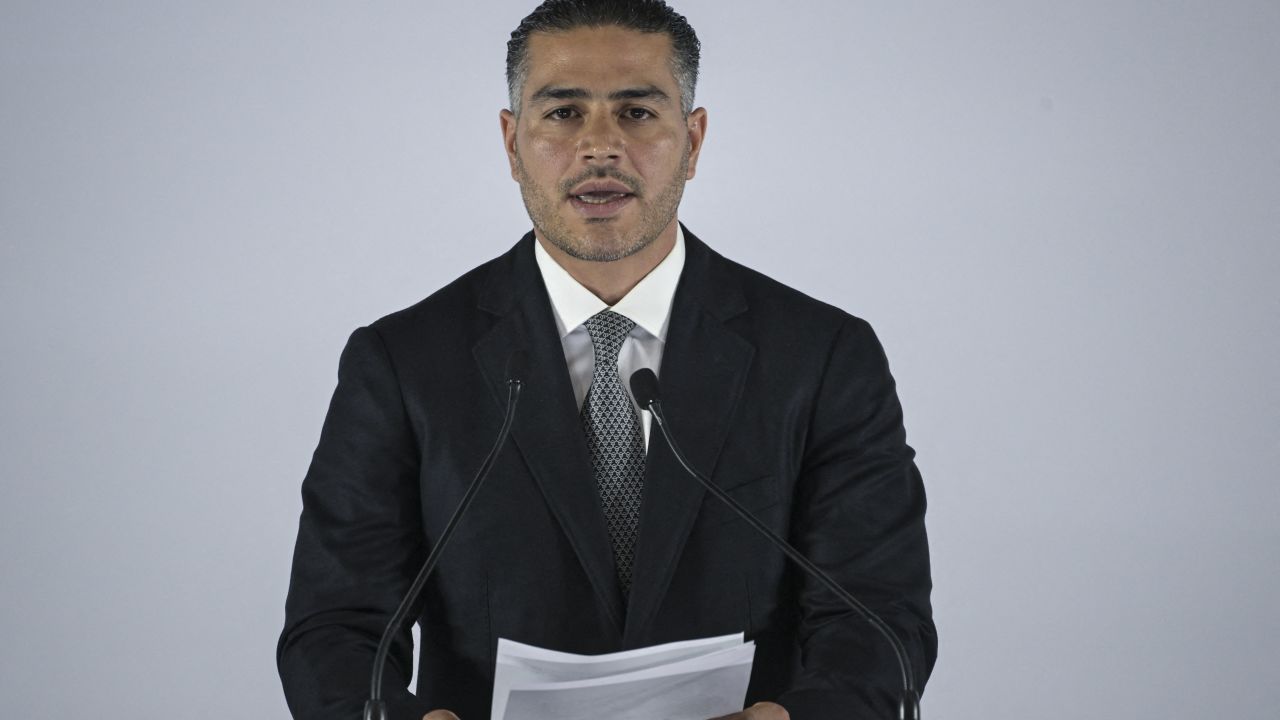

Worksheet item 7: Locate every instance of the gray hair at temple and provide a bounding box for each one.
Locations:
[505,0,701,118]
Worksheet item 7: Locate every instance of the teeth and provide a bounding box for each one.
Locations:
[575,193,627,204]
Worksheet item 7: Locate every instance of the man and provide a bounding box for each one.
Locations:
[278,2,937,719]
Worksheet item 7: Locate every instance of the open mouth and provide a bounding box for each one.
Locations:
[569,191,634,217]
[572,191,632,204]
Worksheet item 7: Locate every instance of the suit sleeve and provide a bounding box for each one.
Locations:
[775,317,938,719]
[277,326,434,720]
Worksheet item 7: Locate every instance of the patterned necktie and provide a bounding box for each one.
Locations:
[580,309,647,595]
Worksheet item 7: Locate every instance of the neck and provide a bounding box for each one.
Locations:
[537,220,678,305]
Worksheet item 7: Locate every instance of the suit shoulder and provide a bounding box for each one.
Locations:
[361,254,502,346]
[706,248,893,387]
[711,248,871,337]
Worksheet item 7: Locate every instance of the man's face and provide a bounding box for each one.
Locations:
[501,25,707,262]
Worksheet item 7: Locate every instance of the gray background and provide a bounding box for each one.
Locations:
[2,1,1277,717]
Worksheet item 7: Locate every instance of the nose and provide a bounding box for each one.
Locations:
[576,112,624,163]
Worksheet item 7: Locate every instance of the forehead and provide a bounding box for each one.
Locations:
[523,26,677,96]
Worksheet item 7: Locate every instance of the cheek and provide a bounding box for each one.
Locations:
[525,134,572,169]
[631,136,683,177]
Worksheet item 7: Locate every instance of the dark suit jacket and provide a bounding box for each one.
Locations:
[278,226,937,720]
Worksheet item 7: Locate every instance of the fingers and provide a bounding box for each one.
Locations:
[422,711,460,720]
[706,702,789,720]
[746,702,790,720]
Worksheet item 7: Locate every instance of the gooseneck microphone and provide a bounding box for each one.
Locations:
[628,368,922,720]
[364,352,527,720]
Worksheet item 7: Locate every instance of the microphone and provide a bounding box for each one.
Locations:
[629,368,922,720]
[363,351,527,720]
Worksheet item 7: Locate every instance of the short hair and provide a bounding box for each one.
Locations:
[506,0,701,117]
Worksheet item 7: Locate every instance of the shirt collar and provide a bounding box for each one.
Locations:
[534,223,686,341]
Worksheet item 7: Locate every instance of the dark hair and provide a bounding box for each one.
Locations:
[506,0,701,117]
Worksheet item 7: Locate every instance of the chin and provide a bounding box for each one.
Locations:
[568,235,651,263]
[571,245,640,263]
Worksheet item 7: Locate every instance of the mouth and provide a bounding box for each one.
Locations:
[568,191,635,218]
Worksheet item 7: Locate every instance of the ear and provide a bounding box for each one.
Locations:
[499,109,519,181]
[683,107,708,181]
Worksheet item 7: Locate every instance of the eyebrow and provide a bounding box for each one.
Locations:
[528,84,672,106]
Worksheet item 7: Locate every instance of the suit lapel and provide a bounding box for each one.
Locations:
[472,234,627,633]
[623,227,754,645]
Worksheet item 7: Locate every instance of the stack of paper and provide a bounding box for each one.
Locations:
[491,632,755,720]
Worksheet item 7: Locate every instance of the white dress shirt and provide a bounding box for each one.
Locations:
[533,224,686,449]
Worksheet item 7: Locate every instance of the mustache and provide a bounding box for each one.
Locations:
[561,168,642,196]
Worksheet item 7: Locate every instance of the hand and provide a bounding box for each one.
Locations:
[708,701,790,720]
[422,711,459,720]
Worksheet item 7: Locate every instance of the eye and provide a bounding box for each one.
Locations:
[547,107,578,120]
[625,107,654,120]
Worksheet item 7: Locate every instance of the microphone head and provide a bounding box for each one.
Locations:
[629,368,661,410]
[505,349,528,385]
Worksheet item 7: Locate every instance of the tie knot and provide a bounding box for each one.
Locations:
[583,310,635,360]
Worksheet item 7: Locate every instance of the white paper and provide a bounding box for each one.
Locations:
[491,633,754,720]
[497,633,744,679]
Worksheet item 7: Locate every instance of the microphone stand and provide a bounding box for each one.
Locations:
[633,370,921,720]
[364,375,524,720]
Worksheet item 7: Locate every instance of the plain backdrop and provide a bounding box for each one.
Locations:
[2,1,1277,718]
